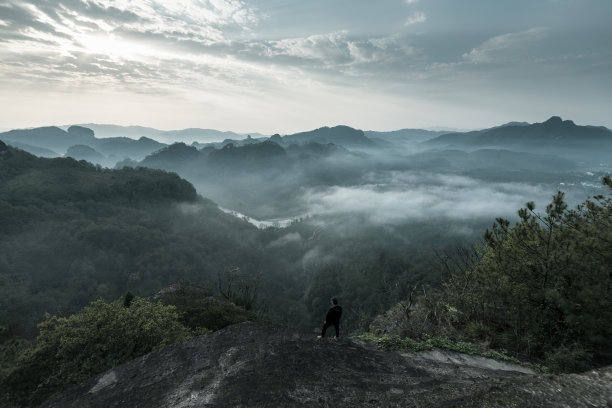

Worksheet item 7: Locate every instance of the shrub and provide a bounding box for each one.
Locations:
[4,297,190,407]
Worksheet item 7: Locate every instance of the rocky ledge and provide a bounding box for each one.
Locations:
[40,322,611,407]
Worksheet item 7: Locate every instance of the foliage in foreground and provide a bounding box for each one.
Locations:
[3,297,191,407]
[1,285,261,408]
[371,177,612,372]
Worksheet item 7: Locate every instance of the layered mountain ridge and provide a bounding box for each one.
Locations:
[426,116,612,148]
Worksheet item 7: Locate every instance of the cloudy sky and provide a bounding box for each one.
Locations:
[0,0,610,133]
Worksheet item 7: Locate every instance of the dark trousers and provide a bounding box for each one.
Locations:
[321,321,339,338]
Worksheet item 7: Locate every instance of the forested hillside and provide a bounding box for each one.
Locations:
[0,142,268,339]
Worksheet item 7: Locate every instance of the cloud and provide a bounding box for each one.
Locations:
[0,0,270,93]
[405,12,426,25]
[405,0,420,4]
[462,28,547,64]
[258,31,416,72]
[0,0,420,97]
[302,172,554,225]
[265,31,352,64]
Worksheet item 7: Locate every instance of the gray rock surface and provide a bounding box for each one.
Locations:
[40,322,612,407]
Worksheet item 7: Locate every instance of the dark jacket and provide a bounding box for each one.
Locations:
[325,305,342,324]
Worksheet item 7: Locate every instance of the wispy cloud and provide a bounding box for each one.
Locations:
[265,31,352,64]
[0,0,266,92]
[260,31,415,69]
[0,1,419,94]
[405,11,426,26]
[462,28,547,64]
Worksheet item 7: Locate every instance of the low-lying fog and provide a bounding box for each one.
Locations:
[197,167,600,234]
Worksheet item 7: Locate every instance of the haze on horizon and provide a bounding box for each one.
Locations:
[0,0,611,134]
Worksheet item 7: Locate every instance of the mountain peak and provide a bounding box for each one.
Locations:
[542,116,577,128]
[283,125,375,148]
[544,116,563,124]
[67,125,95,139]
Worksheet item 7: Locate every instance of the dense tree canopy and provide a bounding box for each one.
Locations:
[389,178,612,372]
[0,147,269,339]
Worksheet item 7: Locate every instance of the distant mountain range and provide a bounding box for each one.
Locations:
[365,129,450,145]
[138,139,353,174]
[64,124,266,144]
[0,126,95,154]
[282,125,376,149]
[426,116,612,149]
[2,117,611,168]
[0,126,166,163]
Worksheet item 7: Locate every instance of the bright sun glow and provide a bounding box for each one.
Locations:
[76,34,148,59]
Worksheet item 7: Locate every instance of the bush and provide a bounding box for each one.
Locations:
[157,281,258,332]
[3,297,191,407]
[545,344,594,373]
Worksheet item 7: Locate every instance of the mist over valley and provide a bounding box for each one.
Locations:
[1,117,609,336]
[4,117,602,226]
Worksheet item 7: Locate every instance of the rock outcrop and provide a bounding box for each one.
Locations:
[40,322,612,407]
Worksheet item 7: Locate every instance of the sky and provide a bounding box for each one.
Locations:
[0,0,611,133]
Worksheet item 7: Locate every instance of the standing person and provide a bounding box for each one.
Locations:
[317,297,342,340]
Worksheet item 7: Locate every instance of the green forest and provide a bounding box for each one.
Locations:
[1,141,611,407]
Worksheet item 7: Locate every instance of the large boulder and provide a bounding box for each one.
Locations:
[39,322,612,407]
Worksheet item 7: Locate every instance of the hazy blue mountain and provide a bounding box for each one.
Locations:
[0,126,95,152]
[163,129,258,144]
[218,134,268,147]
[67,125,95,139]
[285,141,351,160]
[269,134,283,145]
[4,141,59,157]
[191,135,270,150]
[0,126,169,164]
[207,141,289,171]
[139,143,202,171]
[65,144,105,164]
[68,124,166,139]
[94,136,166,160]
[494,121,530,128]
[282,125,376,148]
[409,148,575,173]
[426,116,612,148]
[69,124,266,144]
[114,158,139,169]
[365,129,450,145]
[423,117,612,166]
[140,140,349,175]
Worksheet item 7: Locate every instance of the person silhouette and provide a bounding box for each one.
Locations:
[317,297,342,340]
